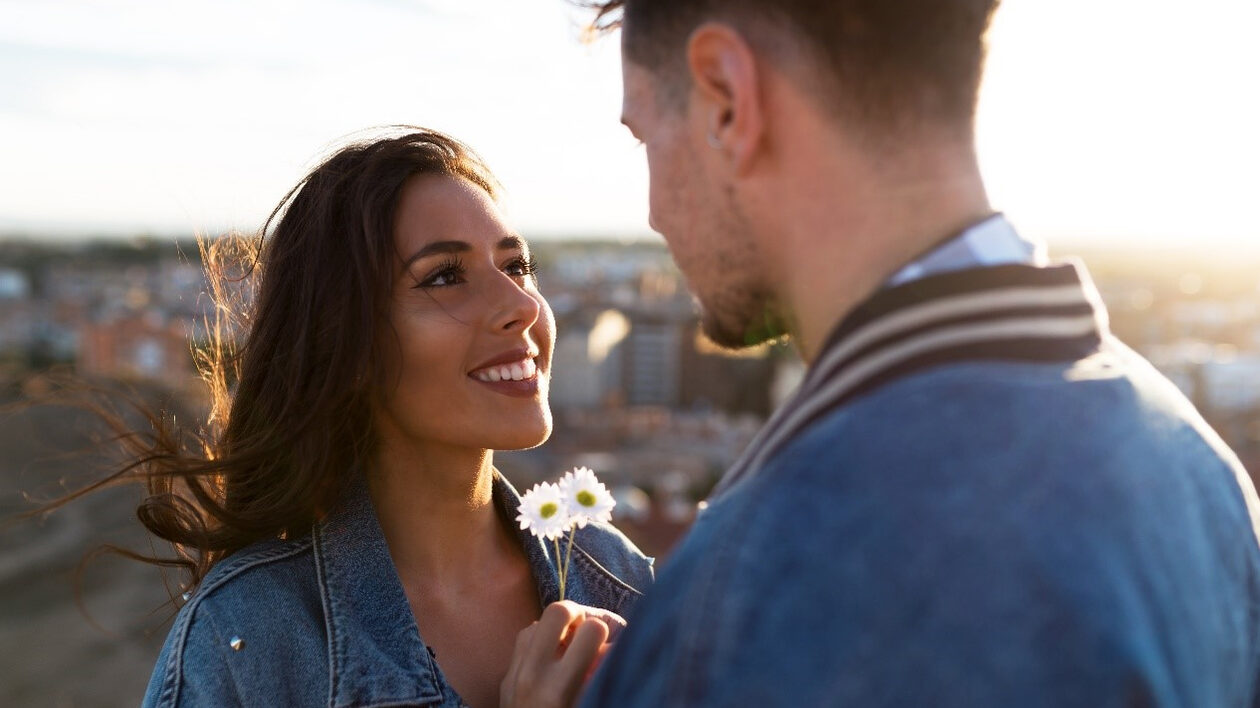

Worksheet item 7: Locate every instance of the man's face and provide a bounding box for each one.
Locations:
[620,55,785,348]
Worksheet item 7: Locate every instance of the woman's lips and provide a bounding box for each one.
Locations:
[470,357,537,383]
[468,357,542,398]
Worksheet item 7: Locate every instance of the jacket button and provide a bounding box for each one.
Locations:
[229,636,244,651]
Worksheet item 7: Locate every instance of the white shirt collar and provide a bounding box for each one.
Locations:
[885,214,1048,288]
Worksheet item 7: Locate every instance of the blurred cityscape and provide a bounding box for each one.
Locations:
[2,235,1260,704]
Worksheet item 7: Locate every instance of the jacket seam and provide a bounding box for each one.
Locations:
[569,540,645,596]
[312,524,339,708]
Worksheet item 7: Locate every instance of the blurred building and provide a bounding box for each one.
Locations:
[550,308,630,410]
[78,311,196,389]
[0,268,30,299]
[6,236,1260,545]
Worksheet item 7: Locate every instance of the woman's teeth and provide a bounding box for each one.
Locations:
[473,358,537,383]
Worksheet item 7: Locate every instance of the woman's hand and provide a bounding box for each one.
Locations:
[500,601,626,708]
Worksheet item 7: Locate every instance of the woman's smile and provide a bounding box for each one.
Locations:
[468,348,543,398]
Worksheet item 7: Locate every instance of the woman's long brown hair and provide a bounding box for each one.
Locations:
[31,128,500,597]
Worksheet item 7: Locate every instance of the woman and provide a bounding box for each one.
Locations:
[123,129,652,707]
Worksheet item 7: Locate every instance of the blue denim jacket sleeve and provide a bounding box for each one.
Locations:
[143,605,243,707]
[582,360,1260,707]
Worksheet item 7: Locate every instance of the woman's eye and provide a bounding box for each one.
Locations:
[504,256,539,279]
[415,261,465,288]
[427,270,459,286]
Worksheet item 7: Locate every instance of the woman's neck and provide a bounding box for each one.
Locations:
[367,437,541,708]
[367,439,511,585]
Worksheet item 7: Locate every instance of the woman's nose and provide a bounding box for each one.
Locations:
[488,274,541,333]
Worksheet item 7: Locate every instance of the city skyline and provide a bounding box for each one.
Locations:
[1,0,1257,249]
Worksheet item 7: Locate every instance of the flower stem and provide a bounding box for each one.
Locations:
[554,538,566,600]
[563,528,577,596]
[554,530,578,601]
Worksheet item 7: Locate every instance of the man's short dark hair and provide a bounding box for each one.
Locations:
[580,0,1001,140]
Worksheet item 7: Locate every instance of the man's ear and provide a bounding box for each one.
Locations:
[686,23,763,175]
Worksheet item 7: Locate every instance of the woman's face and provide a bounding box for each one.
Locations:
[375,173,555,454]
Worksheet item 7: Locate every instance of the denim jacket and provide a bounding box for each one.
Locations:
[142,471,653,707]
[584,262,1260,706]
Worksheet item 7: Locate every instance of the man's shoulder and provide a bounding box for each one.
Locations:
[687,340,1260,622]
[775,345,1236,477]
[696,346,1260,686]
[586,348,1260,706]
[747,345,1253,553]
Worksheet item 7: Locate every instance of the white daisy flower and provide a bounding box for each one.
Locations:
[559,466,616,527]
[516,481,571,541]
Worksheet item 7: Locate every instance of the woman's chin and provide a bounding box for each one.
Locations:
[496,424,553,452]
[486,410,552,452]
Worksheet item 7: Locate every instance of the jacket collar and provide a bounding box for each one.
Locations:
[311,470,620,707]
[711,260,1109,500]
[492,473,563,607]
[313,472,446,707]
[491,474,643,610]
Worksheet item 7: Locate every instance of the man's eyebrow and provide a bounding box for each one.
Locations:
[403,240,471,269]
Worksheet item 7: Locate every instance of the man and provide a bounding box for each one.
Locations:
[503,1,1260,705]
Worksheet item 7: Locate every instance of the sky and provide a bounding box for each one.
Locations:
[0,0,1257,250]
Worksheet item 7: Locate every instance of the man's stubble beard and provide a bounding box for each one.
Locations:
[697,280,789,349]
[690,194,790,350]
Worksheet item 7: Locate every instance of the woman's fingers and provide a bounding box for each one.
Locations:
[556,617,610,694]
[574,606,626,643]
[583,641,612,685]
[501,602,618,708]
[535,601,583,659]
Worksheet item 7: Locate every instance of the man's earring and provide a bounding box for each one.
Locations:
[707,132,723,150]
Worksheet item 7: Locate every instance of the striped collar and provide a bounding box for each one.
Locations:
[708,260,1109,501]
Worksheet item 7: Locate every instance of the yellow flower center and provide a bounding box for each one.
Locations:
[540,502,559,519]
[576,491,596,508]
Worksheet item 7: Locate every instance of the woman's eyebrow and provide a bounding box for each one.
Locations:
[400,235,524,270]
[403,240,470,269]
[497,235,526,252]
[403,235,526,269]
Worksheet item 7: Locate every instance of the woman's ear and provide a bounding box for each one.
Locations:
[686,22,764,176]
